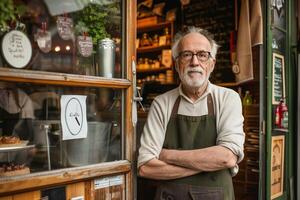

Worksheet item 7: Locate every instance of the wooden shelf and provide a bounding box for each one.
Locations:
[137,45,171,53]
[137,21,172,32]
[215,80,259,88]
[137,67,172,74]
[216,82,239,87]
[273,128,289,133]
[0,67,131,89]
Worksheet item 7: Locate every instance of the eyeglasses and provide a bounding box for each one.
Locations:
[176,50,212,63]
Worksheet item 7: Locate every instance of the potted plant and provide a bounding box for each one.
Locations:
[0,0,26,67]
[74,3,110,46]
[73,2,121,76]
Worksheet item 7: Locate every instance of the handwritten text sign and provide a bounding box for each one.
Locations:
[1,30,32,68]
[272,53,285,104]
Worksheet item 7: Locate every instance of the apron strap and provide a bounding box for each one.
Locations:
[171,96,181,117]
[207,93,214,116]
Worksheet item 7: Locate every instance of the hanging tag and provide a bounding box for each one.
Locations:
[77,34,93,57]
[34,28,52,53]
[232,62,240,74]
[57,16,74,40]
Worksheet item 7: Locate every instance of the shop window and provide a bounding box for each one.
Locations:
[0,0,123,78]
[0,82,123,174]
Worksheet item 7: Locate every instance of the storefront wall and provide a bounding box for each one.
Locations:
[0,0,136,199]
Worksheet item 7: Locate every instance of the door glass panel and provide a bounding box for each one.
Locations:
[0,0,122,78]
[271,0,286,29]
[272,28,285,52]
[0,81,122,176]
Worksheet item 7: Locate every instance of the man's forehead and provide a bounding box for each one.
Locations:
[179,32,211,50]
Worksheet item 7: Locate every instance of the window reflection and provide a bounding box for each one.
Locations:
[271,0,286,29]
[1,0,122,78]
[0,82,122,175]
[272,28,285,52]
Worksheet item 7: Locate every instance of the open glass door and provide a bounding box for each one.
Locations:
[264,0,296,199]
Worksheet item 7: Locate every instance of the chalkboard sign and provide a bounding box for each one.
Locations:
[1,30,32,69]
[272,53,285,104]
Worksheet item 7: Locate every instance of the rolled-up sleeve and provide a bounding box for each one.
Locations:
[216,91,245,176]
[138,99,166,168]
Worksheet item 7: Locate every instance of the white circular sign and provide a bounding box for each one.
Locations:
[1,30,32,68]
[65,97,83,136]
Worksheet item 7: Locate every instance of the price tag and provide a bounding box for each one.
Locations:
[77,36,93,57]
[57,16,74,40]
[34,29,52,53]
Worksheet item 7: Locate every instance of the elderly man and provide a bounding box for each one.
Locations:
[137,26,245,200]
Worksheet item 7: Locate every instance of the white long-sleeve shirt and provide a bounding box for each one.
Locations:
[138,82,245,176]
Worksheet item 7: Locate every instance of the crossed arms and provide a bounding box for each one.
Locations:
[138,145,237,180]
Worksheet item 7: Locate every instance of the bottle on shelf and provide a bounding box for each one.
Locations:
[281,99,288,129]
[275,100,282,127]
[152,34,159,46]
[242,90,253,106]
[140,33,151,47]
[275,98,288,128]
[163,27,171,45]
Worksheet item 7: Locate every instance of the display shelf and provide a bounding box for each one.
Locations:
[136,20,176,105]
[273,128,289,133]
[137,67,172,74]
[0,67,131,89]
[0,144,35,152]
[137,21,173,33]
[216,82,239,87]
[137,45,171,53]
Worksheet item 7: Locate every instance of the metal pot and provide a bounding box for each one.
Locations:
[97,38,115,78]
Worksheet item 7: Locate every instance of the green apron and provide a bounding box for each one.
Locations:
[138,94,235,200]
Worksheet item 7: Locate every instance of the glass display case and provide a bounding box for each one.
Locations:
[0,0,135,199]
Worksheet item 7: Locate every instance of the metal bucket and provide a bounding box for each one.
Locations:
[32,120,111,168]
[63,121,111,166]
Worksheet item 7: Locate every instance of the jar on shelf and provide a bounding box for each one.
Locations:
[152,34,159,46]
[149,59,155,69]
[154,60,160,69]
[144,58,150,69]
[140,33,151,47]
[137,58,143,70]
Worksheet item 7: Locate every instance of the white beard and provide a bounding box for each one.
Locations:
[179,67,210,88]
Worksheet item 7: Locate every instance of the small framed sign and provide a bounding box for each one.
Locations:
[272,53,285,104]
[271,135,285,199]
[1,30,32,68]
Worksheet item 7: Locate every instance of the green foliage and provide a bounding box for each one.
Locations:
[74,4,110,45]
[0,0,26,33]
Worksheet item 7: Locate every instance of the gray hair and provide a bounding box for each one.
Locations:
[171,26,219,60]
